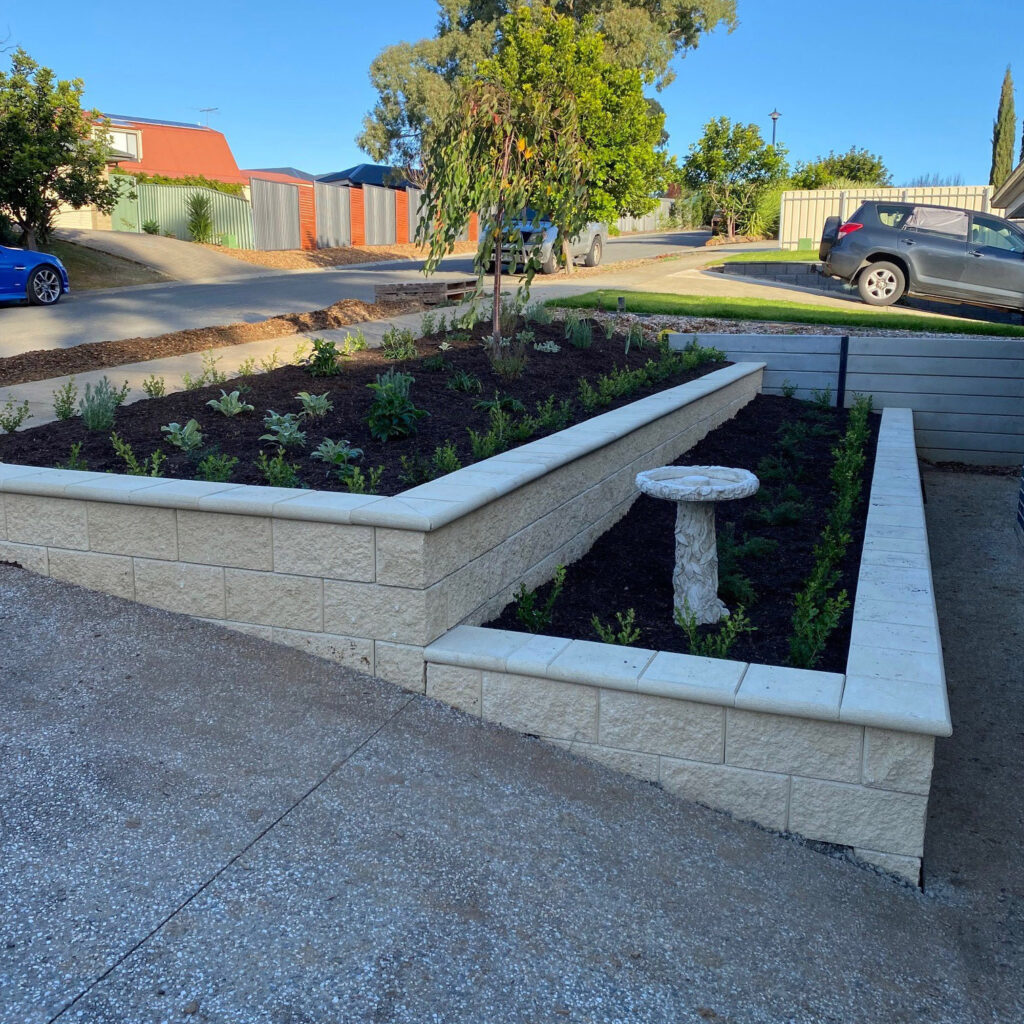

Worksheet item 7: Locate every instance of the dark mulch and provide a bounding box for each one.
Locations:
[0,323,724,497]
[487,394,880,672]
[0,298,421,387]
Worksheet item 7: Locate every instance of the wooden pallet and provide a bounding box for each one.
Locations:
[374,278,478,306]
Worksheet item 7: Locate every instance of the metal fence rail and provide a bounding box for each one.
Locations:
[315,182,351,248]
[251,177,301,251]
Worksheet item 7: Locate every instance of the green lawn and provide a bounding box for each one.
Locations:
[38,240,168,291]
[718,249,820,263]
[547,290,1024,337]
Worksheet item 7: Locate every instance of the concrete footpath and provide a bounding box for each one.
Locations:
[0,469,1020,1023]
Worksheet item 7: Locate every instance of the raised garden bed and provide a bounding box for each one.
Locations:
[0,321,726,496]
[487,393,880,672]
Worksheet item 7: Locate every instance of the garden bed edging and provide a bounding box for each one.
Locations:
[423,406,950,885]
[0,362,763,693]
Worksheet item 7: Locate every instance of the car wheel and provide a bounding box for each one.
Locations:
[584,236,603,267]
[27,265,63,306]
[857,261,905,306]
[541,253,558,274]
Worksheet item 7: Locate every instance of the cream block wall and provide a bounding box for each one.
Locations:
[0,364,764,694]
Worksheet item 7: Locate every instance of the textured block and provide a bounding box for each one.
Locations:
[270,628,374,675]
[323,580,447,645]
[659,758,790,831]
[272,519,375,581]
[133,559,225,618]
[47,549,134,599]
[853,848,921,885]
[374,642,426,692]
[374,528,428,587]
[88,503,177,560]
[0,540,48,575]
[177,510,272,570]
[4,495,87,549]
[726,709,863,783]
[225,570,322,631]
[562,741,659,782]
[862,728,934,795]
[598,690,724,762]
[482,672,598,742]
[788,777,928,857]
[426,663,482,715]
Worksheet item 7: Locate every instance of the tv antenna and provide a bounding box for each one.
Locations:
[197,107,219,126]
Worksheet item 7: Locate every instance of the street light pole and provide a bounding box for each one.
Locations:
[770,109,781,148]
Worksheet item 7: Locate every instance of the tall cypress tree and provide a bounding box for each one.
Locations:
[991,66,1015,187]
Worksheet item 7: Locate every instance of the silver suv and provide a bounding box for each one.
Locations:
[819,201,1024,312]
[498,210,606,274]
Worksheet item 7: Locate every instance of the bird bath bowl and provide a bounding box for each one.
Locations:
[635,465,760,624]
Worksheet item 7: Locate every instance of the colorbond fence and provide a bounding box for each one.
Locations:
[251,177,301,251]
[110,177,255,249]
[671,332,1024,466]
[315,182,351,248]
[779,186,997,251]
[363,184,397,246]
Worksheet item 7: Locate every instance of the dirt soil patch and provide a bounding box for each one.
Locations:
[486,393,879,672]
[0,298,422,388]
[0,323,726,497]
[201,240,479,270]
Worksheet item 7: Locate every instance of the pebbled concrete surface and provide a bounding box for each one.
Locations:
[0,468,1021,1023]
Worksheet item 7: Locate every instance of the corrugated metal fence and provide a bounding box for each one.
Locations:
[251,177,301,251]
[315,182,351,248]
[779,186,996,250]
[670,332,1024,466]
[363,184,397,246]
[109,176,255,248]
[615,199,675,234]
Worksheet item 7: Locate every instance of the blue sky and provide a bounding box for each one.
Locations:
[4,1,1024,183]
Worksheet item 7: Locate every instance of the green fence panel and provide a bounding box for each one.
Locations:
[110,175,140,232]
[133,182,255,249]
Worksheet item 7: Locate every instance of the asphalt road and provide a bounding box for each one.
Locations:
[0,230,714,356]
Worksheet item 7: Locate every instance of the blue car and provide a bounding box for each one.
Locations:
[0,245,70,305]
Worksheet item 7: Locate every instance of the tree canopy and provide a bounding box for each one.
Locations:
[358,0,736,173]
[682,117,788,239]
[991,65,1015,188]
[0,48,118,248]
[791,147,891,189]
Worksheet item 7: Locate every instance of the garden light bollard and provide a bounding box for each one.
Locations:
[635,466,760,624]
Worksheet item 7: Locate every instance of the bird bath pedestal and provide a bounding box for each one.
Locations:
[635,466,760,625]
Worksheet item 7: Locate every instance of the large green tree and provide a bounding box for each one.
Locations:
[682,117,787,239]
[791,146,891,189]
[0,48,119,248]
[990,65,1015,188]
[358,0,736,173]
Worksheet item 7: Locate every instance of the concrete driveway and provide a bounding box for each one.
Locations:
[0,470,1020,1024]
[0,231,729,358]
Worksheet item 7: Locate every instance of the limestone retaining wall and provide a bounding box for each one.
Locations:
[424,407,950,884]
[0,363,763,691]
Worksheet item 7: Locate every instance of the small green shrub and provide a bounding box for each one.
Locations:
[420,311,437,335]
[447,368,483,394]
[311,438,364,480]
[142,374,166,398]
[52,379,78,420]
[161,419,204,452]
[811,385,834,409]
[474,392,525,415]
[515,328,536,348]
[780,379,797,399]
[674,603,755,659]
[381,326,417,361]
[260,411,307,449]
[111,432,166,476]
[295,391,333,419]
[489,336,529,380]
[345,465,384,494]
[564,311,593,349]
[195,453,238,482]
[398,454,435,487]
[305,338,342,377]
[206,390,254,417]
[532,395,573,433]
[142,219,160,234]
[591,608,642,646]
[259,349,282,373]
[514,565,567,633]
[255,449,302,487]
[366,369,428,441]
[341,330,368,356]
[432,440,462,476]
[78,377,129,431]
[422,353,451,372]
[182,351,227,391]
[533,339,561,354]
[577,378,599,412]
[522,301,552,325]
[236,358,257,378]
[467,405,516,460]
[625,321,646,354]
[186,191,215,244]
[56,442,88,471]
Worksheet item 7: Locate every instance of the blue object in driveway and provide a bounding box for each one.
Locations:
[0,244,70,305]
